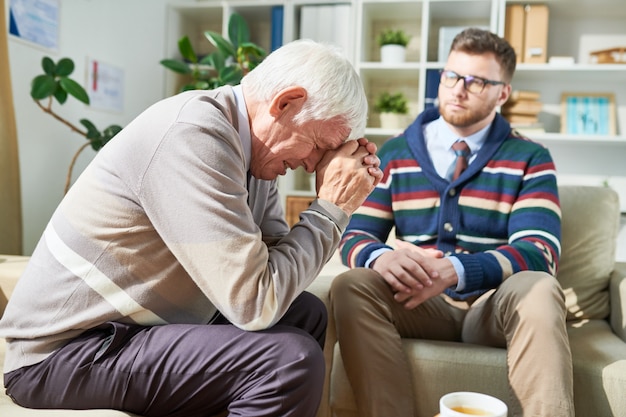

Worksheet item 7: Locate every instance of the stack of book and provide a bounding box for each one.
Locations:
[502,90,545,134]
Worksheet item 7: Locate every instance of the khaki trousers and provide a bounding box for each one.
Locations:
[331,268,574,417]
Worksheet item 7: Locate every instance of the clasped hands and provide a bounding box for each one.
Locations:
[372,240,459,310]
[316,138,383,216]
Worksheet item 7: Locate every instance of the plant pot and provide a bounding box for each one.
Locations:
[380,44,406,64]
[379,112,407,130]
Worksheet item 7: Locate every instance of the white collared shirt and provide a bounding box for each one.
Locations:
[424,116,489,179]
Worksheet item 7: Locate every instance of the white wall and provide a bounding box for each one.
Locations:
[8,0,170,254]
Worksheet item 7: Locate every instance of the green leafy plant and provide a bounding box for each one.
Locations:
[30,56,122,194]
[160,13,266,92]
[377,28,411,47]
[374,92,409,114]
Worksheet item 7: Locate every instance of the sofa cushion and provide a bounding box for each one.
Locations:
[557,186,620,320]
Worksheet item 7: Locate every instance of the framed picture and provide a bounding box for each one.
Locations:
[561,93,616,135]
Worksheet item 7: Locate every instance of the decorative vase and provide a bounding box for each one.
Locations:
[379,112,406,130]
[380,44,406,64]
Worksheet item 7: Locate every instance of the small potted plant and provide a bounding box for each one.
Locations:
[377,28,411,64]
[375,91,409,129]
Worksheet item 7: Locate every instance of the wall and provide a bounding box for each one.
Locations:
[8,0,170,254]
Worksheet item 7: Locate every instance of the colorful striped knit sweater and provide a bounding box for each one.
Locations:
[340,108,561,300]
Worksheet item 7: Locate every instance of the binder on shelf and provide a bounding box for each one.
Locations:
[299,4,351,55]
[424,68,440,109]
[270,6,283,52]
[504,4,525,63]
[523,4,549,63]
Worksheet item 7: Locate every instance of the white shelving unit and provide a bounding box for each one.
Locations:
[163,0,626,220]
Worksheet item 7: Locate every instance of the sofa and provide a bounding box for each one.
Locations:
[2,185,625,417]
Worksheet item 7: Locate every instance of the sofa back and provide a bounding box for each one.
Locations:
[557,185,621,321]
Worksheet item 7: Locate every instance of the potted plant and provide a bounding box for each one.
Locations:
[160,13,266,92]
[30,56,122,194]
[377,28,411,64]
[375,91,409,129]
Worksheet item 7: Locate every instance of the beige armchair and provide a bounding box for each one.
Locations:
[309,185,626,417]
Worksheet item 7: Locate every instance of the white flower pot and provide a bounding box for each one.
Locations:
[380,44,406,64]
[379,112,407,130]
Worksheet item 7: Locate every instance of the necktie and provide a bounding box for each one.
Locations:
[446,140,470,181]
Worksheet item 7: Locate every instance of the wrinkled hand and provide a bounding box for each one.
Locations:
[372,242,458,310]
[316,138,383,216]
[356,138,383,187]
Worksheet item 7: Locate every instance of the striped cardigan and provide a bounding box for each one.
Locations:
[340,108,561,300]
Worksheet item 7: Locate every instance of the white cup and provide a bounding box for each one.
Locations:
[439,391,507,417]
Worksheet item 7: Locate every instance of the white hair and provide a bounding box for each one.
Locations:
[241,39,368,139]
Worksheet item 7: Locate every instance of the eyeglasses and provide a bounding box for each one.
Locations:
[439,70,505,94]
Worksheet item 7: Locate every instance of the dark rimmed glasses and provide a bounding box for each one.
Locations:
[440,69,505,94]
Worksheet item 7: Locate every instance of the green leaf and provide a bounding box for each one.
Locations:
[178,36,197,63]
[199,54,216,66]
[41,57,55,76]
[103,125,122,140]
[80,119,100,140]
[60,78,90,105]
[160,59,192,74]
[30,74,56,100]
[193,80,210,90]
[96,124,123,150]
[180,84,197,92]
[55,58,75,77]
[240,43,266,58]
[204,50,226,71]
[228,13,250,50]
[219,66,243,85]
[89,137,102,151]
[204,30,236,58]
[53,83,68,104]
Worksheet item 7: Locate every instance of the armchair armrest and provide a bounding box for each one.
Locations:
[609,261,626,342]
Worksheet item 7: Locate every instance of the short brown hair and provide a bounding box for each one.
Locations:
[449,28,517,83]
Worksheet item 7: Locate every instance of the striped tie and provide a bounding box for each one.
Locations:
[446,140,470,181]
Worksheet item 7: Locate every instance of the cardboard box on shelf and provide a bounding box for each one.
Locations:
[505,4,525,63]
[523,4,549,63]
[504,3,549,64]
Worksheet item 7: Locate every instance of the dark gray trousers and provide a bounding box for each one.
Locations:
[4,292,327,417]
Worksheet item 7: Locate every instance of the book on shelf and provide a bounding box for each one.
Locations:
[503,114,539,124]
[502,99,543,116]
[270,6,284,52]
[509,90,541,102]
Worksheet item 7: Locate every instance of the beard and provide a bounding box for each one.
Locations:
[438,94,499,128]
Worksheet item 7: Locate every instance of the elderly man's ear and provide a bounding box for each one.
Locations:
[269,86,307,117]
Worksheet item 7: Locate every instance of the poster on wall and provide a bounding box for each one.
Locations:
[86,58,125,113]
[8,0,60,50]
